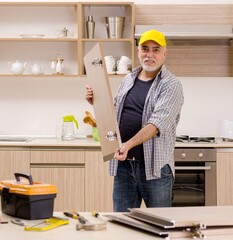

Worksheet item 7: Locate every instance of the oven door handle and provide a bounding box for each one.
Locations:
[175,166,211,170]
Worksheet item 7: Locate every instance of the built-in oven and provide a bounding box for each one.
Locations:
[173,148,217,207]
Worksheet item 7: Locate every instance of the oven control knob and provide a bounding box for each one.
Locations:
[181,153,186,158]
[198,153,203,159]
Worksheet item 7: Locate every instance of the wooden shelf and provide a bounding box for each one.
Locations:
[0,74,78,77]
[0,2,135,77]
[0,38,78,42]
[82,38,133,42]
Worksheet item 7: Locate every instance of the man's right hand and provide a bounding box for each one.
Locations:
[85,85,93,105]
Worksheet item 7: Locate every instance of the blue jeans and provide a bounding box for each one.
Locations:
[113,159,174,212]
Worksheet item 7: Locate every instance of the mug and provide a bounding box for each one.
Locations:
[106,62,115,73]
[117,64,128,73]
[104,55,115,64]
[120,55,132,64]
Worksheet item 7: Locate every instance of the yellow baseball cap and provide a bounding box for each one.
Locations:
[139,29,166,46]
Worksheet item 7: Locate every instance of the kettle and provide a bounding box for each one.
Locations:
[61,115,79,141]
[8,60,27,75]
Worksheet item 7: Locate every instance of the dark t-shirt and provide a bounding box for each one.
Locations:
[119,77,154,159]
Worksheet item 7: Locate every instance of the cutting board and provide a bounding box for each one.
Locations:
[83,43,122,161]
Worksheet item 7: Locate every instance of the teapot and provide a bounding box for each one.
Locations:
[31,63,44,75]
[8,60,27,75]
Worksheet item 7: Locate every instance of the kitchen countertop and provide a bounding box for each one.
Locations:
[0,137,101,148]
[2,209,233,240]
[0,137,233,148]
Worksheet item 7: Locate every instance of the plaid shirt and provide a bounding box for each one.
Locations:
[108,65,184,180]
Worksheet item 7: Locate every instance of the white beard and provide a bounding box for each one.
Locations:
[142,64,158,72]
[140,59,158,72]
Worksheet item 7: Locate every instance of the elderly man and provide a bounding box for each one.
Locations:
[86,29,184,212]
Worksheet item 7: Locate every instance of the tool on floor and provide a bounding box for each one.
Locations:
[11,219,27,226]
[0,218,8,224]
[24,217,69,231]
[63,210,107,231]
[63,210,87,224]
[75,211,107,231]
[91,210,108,222]
[76,221,107,231]
[63,211,78,219]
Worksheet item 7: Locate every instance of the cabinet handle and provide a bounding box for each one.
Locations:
[181,153,186,158]
[198,153,203,158]
[30,163,85,168]
[175,166,211,170]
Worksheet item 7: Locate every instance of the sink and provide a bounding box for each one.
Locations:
[0,137,33,142]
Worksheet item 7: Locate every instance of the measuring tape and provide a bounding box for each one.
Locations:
[24,217,69,231]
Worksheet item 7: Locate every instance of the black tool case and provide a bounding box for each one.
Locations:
[0,173,57,220]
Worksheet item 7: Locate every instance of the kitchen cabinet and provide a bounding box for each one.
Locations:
[0,148,30,180]
[30,148,85,211]
[217,149,233,206]
[134,4,233,77]
[30,147,113,212]
[85,149,113,212]
[0,2,134,77]
[0,147,30,210]
[78,2,135,76]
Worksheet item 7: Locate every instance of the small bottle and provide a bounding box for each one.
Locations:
[86,16,95,39]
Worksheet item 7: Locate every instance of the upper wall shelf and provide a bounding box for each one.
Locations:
[135,24,233,42]
[0,2,135,76]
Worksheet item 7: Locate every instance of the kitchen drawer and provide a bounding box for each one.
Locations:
[30,149,85,164]
[175,148,217,162]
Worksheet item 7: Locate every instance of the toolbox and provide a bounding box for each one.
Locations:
[0,173,57,220]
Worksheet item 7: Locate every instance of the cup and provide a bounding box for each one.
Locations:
[104,55,115,63]
[92,127,100,141]
[106,62,115,73]
[120,56,132,65]
[117,59,129,72]
[117,64,128,73]
[105,55,116,73]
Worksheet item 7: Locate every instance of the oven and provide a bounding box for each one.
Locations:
[172,148,217,207]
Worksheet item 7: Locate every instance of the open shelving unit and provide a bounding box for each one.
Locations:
[0,2,135,77]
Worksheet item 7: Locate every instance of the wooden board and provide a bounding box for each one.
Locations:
[128,206,233,228]
[83,43,122,161]
[107,212,233,239]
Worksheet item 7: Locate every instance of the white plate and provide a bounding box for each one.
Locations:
[20,34,45,38]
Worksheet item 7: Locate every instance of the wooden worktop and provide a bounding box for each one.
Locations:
[0,137,232,148]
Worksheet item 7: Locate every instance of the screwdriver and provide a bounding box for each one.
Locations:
[73,211,89,224]
[91,210,108,222]
[63,211,78,219]
[63,211,88,224]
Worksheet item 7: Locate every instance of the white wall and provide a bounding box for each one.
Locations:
[0,76,122,138]
[0,76,92,137]
[1,75,233,138]
[1,1,233,138]
[177,77,233,137]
